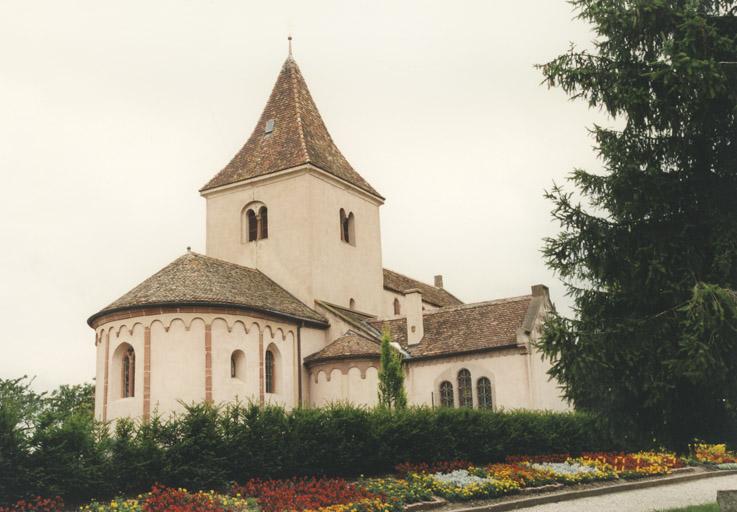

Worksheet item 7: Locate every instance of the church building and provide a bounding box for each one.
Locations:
[88,48,568,422]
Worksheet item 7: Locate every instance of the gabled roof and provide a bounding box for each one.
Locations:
[304,330,381,365]
[88,252,327,326]
[369,295,539,360]
[383,268,463,308]
[201,56,381,198]
[314,300,381,339]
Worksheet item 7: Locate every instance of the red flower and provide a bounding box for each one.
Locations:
[231,477,380,512]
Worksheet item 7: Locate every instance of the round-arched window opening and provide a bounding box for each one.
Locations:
[231,350,246,380]
[439,381,454,408]
[265,349,276,394]
[457,369,473,408]
[477,377,493,409]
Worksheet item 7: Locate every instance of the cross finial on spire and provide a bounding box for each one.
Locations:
[288,35,293,57]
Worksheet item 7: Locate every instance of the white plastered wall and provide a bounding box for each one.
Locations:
[203,167,385,316]
[103,323,145,421]
[94,311,315,423]
[405,350,531,409]
[149,318,206,418]
[309,363,379,407]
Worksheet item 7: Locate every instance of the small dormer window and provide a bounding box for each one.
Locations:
[265,119,275,134]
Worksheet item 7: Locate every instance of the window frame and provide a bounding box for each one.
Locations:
[439,380,454,407]
[122,347,135,398]
[477,377,493,409]
[457,369,473,407]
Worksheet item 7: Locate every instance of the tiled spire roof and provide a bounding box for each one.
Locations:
[202,56,381,198]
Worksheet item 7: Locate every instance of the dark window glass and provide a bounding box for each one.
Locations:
[123,348,135,398]
[440,381,454,407]
[458,369,472,407]
[259,206,268,239]
[477,377,492,409]
[265,350,274,393]
[247,209,258,241]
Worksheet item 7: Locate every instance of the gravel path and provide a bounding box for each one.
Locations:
[517,474,737,512]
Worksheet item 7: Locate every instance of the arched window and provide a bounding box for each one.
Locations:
[265,349,275,393]
[340,209,348,242]
[477,377,492,409]
[393,298,401,315]
[259,206,268,239]
[340,209,355,245]
[246,209,258,242]
[231,350,245,380]
[457,369,472,407]
[347,212,355,245]
[439,381,454,407]
[122,347,135,398]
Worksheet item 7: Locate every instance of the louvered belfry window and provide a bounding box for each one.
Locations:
[458,369,473,407]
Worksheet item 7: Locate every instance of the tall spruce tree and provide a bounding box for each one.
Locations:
[539,1,737,450]
[377,331,407,409]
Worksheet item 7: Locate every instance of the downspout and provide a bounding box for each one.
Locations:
[297,321,303,406]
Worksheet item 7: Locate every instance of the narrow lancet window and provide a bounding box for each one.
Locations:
[122,347,135,398]
[458,369,472,407]
[265,349,275,393]
[440,381,454,407]
[477,377,492,409]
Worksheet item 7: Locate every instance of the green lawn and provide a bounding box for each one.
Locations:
[656,505,718,512]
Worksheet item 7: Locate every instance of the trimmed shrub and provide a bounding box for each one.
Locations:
[0,392,624,506]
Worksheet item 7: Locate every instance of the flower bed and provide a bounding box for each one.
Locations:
[409,470,520,502]
[394,460,472,477]
[0,497,64,512]
[81,485,255,512]
[476,463,559,487]
[358,477,435,505]
[529,460,617,484]
[693,443,737,465]
[581,451,682,479]
[230,478,400,512]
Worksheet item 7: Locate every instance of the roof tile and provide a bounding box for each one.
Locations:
[202,57,381,198]
[89,252,326,325]
[370,296,534,359]
[383,268,463,307]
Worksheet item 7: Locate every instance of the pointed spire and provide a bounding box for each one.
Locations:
[201,53,382,199]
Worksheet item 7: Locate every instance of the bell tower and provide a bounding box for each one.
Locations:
[200,48,385,315]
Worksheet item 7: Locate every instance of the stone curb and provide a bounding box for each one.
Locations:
[448,469,737,512]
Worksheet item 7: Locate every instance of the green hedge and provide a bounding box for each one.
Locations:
[1,393,628,505]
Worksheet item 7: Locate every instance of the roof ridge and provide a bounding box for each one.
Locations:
[343,329,382,344]
[383,267,441,291]
[287,58,310,163]
[314,299,376,319]
[425,295,533,316]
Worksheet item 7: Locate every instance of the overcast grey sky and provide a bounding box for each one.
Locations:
[0,1,606,391]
